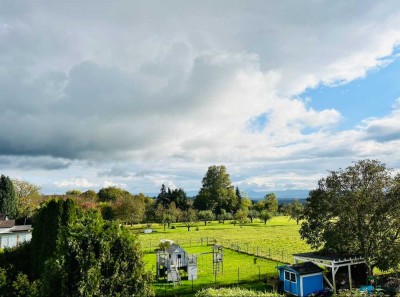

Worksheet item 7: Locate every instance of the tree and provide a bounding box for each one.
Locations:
[259,210,272,225]
[286,199,304,225]
[0,175,18,219]
[98,186,128,202]
[169,188,189,211]
[156,184,169,207]
[264,193,278,215]
[248,209,259,223]
[181,208,198,231]
[12,179,42,220]
[65,189,81,195]
[31,198,78,276]
[113,193,146,224]
[198,210,215,225]
[217,209,232,224]
[194,165,238,214]
[300,159,400,273]
[40,211,154,296]
[234,209,248,228]
[235,186,243,212]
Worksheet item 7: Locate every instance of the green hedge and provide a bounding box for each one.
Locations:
[195,287,282,297]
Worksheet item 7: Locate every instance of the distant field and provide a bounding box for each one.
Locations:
[134,216,312,296]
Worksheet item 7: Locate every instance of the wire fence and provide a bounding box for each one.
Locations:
[143,236,293,264]
[149,250,280,296]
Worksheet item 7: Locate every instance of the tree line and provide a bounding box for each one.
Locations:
[0,165,302,229]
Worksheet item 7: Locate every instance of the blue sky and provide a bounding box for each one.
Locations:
[1,1,400,198]
[302,51,400,131]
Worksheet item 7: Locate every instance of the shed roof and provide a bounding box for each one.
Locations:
[279,261,324,275]
[11,225,32,232]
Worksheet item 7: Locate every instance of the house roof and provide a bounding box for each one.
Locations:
[0,220,15,228]
[279,261,324,275]
[167,243,184,254]
[11,225,32,232]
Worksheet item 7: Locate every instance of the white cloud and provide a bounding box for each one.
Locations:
[54,178,97,188]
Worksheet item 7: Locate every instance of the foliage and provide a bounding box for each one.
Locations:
[98,202,115,220]
[0,242,32,277]
[335,289,386,296]
[264,193,278,215]
[155,202,181,230]
[65,189,82,195]
[194,165,238,214]
[218,209,232,224]
[300,159,400,272]
[286,199,304,225]
[0,269,38,297]
[259,210,272,225]
[181,208,198,231]
[156,185,189,211]
[234,209,248,227]
[156,184,169,207]
[12,179,42,220]
[0,175,18,219]
[195,287,282,297]
[98,186,129,202]
[40,211,154,297]
[248,209,260,223]
[198,210,215,225]
[113,193,146,224]
[31,198,78,276]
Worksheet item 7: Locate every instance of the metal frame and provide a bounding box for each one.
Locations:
[293,253,365,293]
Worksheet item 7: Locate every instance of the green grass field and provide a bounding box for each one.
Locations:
[135,216,312,296]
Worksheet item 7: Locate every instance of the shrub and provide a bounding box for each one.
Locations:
[195,287,282,297]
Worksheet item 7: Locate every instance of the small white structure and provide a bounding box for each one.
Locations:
[0,220,32,249]
[156,242,198,283]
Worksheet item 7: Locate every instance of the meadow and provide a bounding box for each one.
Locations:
[135,216,313,296]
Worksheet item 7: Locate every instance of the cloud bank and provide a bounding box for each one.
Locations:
[1,1,400,195]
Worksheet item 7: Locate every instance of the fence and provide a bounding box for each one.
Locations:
[143,236,293,264]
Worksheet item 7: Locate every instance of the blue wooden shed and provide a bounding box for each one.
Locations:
[277,262,324,297]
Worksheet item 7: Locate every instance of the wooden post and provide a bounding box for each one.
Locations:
[332,265,337,294]
[348,265,352,290]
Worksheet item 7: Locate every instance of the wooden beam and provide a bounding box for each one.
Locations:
[348,265,352,290]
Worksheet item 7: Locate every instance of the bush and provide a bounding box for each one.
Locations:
[195,287,282,297]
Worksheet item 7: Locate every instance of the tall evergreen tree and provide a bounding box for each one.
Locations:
[0,175,18,219]
[31,199,78,276]
[156,184,170,207]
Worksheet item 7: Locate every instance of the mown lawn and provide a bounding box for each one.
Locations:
[135,216,313,296]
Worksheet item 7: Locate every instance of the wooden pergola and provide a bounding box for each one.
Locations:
[293,252,366,293]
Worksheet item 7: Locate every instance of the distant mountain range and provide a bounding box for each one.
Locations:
[245,189,310,200]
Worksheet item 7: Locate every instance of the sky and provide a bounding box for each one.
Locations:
[1,1,400,198]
